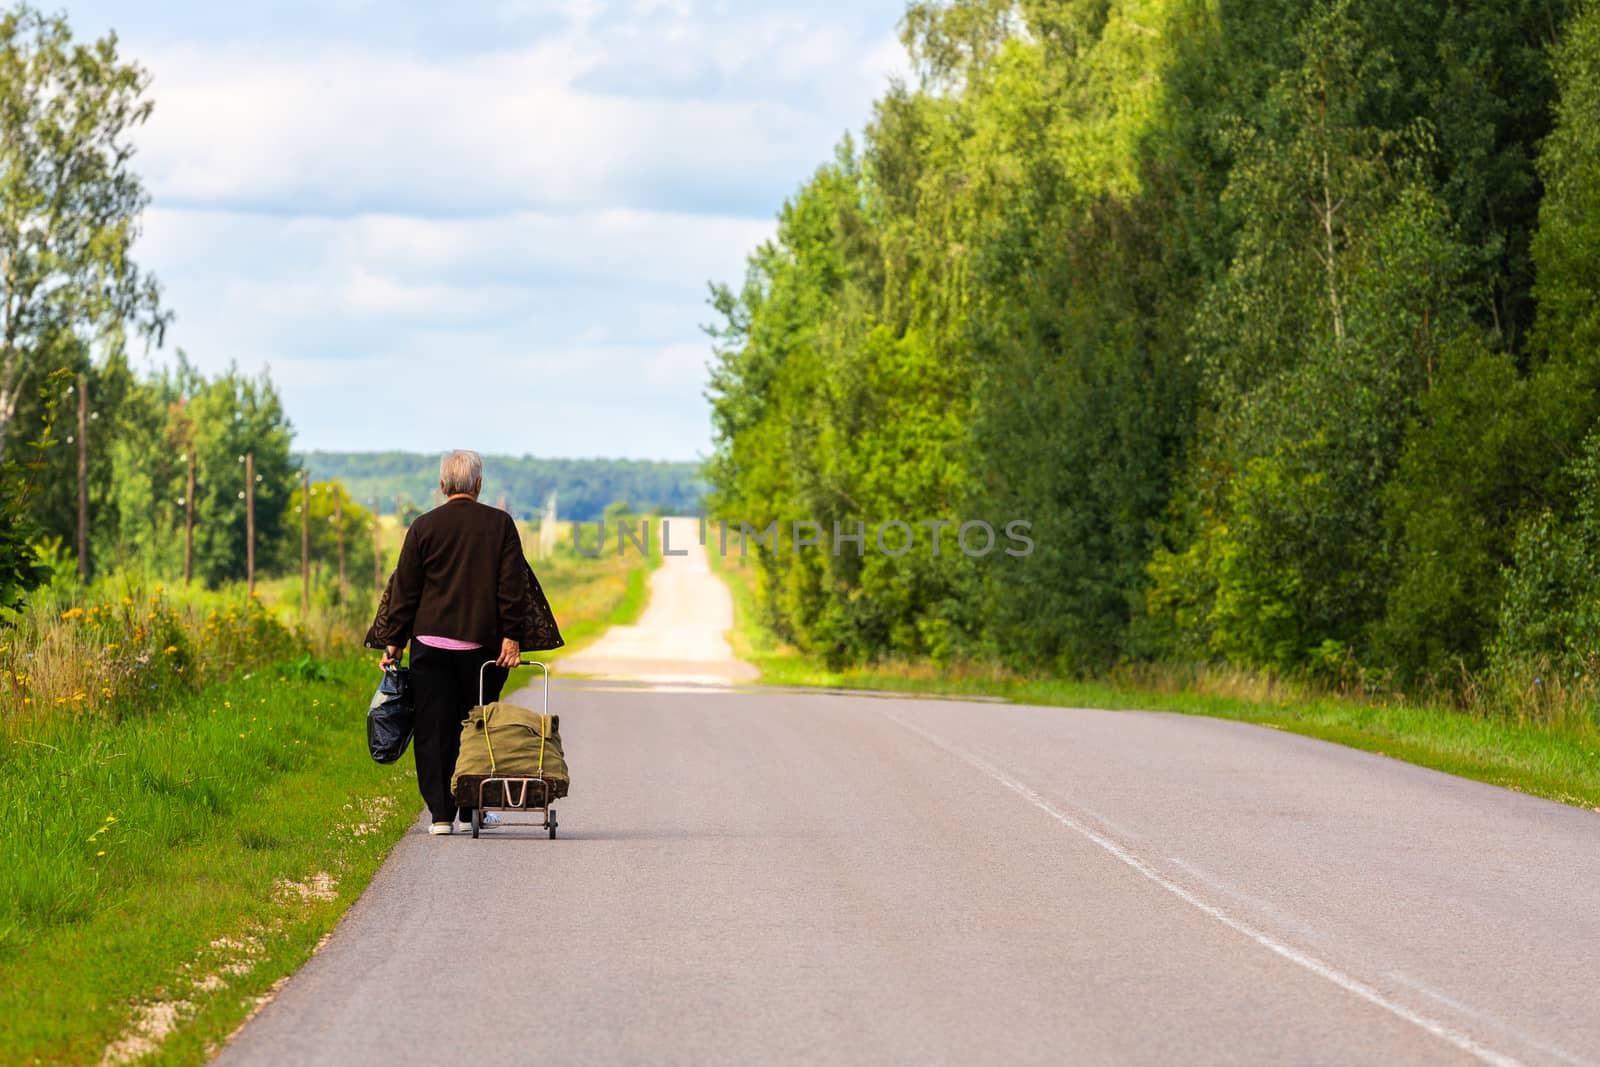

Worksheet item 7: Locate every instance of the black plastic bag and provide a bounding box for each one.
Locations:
[367,666,414,764]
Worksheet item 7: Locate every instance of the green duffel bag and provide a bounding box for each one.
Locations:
[451,702,570,808]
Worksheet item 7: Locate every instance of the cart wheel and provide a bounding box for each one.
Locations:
[548,809,557,840]
[470,809,481,839]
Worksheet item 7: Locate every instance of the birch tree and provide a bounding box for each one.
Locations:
[0,4,164,460]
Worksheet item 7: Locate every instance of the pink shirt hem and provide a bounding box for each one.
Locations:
[414,635,483,651]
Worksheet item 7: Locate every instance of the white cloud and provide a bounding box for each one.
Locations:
[862,30,915,89]
[104,0,908,459]
[132,204,769,457]
[131,6,906,218]
[140,205,772,299]
[266,341,717,460]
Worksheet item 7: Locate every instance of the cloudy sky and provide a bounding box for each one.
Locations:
[61,0,911,461]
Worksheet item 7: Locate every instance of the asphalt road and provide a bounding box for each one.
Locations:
[216,683,1600,1066]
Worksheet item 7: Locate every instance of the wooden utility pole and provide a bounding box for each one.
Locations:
[184,451,195,585]
[373,497,383,591]
[245,451,256,595]
[335,493,347,606]
[300,469,311,619]
[76,374,88,579]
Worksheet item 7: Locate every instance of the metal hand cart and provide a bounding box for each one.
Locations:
[460,659,561,840]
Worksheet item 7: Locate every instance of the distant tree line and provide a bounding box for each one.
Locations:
[299,452,708,523]
[707,0,1600,695]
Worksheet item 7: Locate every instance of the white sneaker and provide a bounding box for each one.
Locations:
[428,821,453,835]
[477,812,503,830]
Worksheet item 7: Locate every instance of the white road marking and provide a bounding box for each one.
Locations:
[1385,971,1594,1067]
[883,711,1529,1067]
[1165,856,1331,947]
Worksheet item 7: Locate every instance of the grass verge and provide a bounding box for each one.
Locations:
[710,551,1600,812]
[0,655,418,1066]
[0,543,656,1065]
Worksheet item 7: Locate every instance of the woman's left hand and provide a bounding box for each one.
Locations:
[496,637,520,669]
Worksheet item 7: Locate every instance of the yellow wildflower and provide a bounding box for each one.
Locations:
[101,688,112,697]
[105,815,115,823]
[224,700,232,708]
[122,597,133,606]
[96,851,106,857]
[164,645,178,655]
[0,644,10,654]
[61,607,85,620]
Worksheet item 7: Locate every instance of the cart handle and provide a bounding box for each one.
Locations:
[479,658,549,716]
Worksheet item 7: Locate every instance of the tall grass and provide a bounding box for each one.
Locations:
[0,663,363,957]
[0,510,655,733]
[4,586,282,730]
[713,545,1600,733]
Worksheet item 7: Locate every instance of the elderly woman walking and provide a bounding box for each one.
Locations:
[366,450,563,835]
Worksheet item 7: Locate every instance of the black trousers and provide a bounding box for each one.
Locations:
[409,642,508,823]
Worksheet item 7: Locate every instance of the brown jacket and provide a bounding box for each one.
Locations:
[364,498,564,652]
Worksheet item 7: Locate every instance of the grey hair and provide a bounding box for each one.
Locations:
[439,450,483,496]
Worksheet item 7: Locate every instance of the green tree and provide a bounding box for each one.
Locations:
[1375,0,1600,681]
[0,368,67,611]
[188,366,294,587]
[1490,428,1600,682]
[1150,2,1473,670]
[95,352,206,576]
[22,349,143,575]
[1528,0,1600,378]
[704,0,1587,694]
[284,478,376,608]
[0,4,165,461]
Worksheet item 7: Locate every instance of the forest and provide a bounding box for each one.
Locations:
[706,0,1600,700]
[301,451,707,522]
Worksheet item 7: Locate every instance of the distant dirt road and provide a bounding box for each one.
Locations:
[557,515,758,686]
